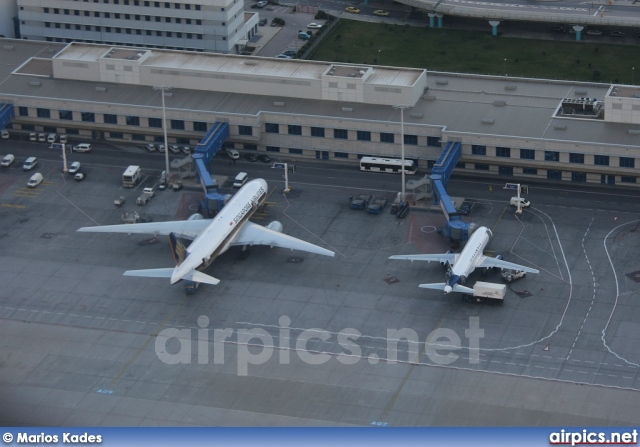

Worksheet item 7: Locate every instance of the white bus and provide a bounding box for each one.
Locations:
[359,156,417,174]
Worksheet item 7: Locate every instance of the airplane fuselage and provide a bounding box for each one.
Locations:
[170,178,267,283]
[445,226,492,293]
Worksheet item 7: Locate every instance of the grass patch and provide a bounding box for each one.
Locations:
[310,20,640,84]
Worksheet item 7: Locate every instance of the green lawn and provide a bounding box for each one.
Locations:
[309,20,640,84]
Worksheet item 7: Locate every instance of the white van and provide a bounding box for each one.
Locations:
[27,172,43,188]
[1,154,15,167]
[74,143,92,153]
[47,133,58,144]
[29,132,37,142]
[233,172,248,188]
[23,157,38,171]
[226,149,240,160]
[510,197,530,208]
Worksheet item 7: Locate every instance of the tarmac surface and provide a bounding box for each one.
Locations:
[1,144,640,426]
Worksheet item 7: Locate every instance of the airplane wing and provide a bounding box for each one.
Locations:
[123,268,220,285]
[388,253,458,263]
[77,219,212,240]
[477,255,539,273]
[229,221,334,257]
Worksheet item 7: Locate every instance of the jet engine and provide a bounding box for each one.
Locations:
[188,213,204,220]
[266,221,283,233]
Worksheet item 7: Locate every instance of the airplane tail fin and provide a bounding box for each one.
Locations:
[169,232,188,266]
[124,267,220,285]
[419,283,475,294]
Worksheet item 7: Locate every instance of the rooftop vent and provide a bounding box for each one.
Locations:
[2,45,14,51]
[410,112,423,118]
[95,86,107,92]
[553,124,567,130]
[436,79,448,85]
[628,129,640,135]
[341,107,353,112]
[29,81,41,87]
[481,118,494,124]
[493,100,507,107]
[504,84,517,91]
[273,101,285,107]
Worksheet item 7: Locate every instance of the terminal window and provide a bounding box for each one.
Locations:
[148,118,162,128]
[475,163,490,170]
[288,125,302,135]
[571,172,587,182]
[81,112,95,122]
[471,145,486,156]
[58,110,73,121]
[496,147,511,158]
[311,127,325,138]
[239,125,252,136]
[621,176,637,183]
[620,157,635,168]
[19,107,28,117]
[334,129,348,139]
[37,108,51,119]
[594,155,610,166]
[104,114,118,124]
[523,167,537,175]
[126,115,140,126]
[545,151,559,162]
[569,153,584,164]
[265,123,280,133]
[266,146,280,152]
[380,132,394,143]
[406,135,418,145]
[520,149,535,160]
[193,122,207,132]
[426,136,440,147]
[171,120,185,130]
[357,131,371,141]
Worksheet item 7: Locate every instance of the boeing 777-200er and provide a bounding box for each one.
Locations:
[389,226,538,294]
[78,178,334,285]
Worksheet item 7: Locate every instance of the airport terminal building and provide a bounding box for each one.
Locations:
[1,40,640,186]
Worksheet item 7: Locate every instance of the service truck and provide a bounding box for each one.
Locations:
[123,165,142,188]
[136,187,155,205]
[350,194,372,210]
[465,281,506,304]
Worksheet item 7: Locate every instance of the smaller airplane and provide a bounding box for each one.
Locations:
[78,179,334,285]
[389,226,538,294]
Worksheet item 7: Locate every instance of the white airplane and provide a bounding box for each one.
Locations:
[78,178,334,285]
[389,226,538,294]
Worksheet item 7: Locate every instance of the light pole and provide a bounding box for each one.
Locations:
[503,58,507,76]
[633,67,635,85]
[393,104,411,204]
[378,49,381,65]
[153,85,171,181]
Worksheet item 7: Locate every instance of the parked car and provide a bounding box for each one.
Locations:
[27,172,43,188]
[307,22,323,29]
[373,10,389,16]
[146,143,156,152]
[68,161,81,174]
[283,49,297,56]
[1,154,15,167]
[169,145,181,154]
[258,18,268,26]
[226,148,240,160]
[38,133,46,142]
[610,31,626,37]
[157,144,166,153]
[586,29,603,36]
[244,153,258,162]
[257,154,271,163]
[298,31,311,40]
[345,6,360,13]
[29,132,37,142]
[551,26,566,34]
[256,0,268,7]
[458,203,470,215]
[59,134,68,144]
[181,146,192,155]
[275,54,292,59]
[1,129,9,139]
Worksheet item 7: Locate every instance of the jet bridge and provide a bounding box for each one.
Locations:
[430,141,472,242]
[190,122,230,215]
[0,104,14,132]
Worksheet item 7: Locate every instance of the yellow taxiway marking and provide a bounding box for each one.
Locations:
[1,204,26,209]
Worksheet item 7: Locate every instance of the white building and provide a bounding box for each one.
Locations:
[16,0,255,53]
[2,41,640,188]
